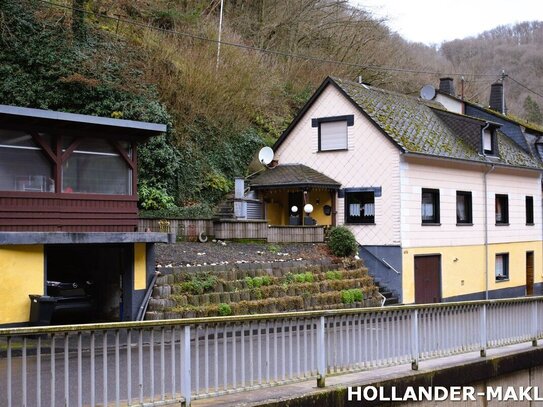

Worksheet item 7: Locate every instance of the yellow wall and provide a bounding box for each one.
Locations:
[306,190,333,226]
[134,243,147,290]
[0,245,44,324]
[402,241,542,304]
[263,189,333,226]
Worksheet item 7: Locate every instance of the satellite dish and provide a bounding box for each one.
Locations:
[258,146,274,165]
[420,85,436,101]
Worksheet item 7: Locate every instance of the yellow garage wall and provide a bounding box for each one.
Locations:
[0,245,44,324]
[402,241,542,304]
[134,243,147,290]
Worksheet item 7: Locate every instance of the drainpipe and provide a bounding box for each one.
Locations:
[484,164,495,300]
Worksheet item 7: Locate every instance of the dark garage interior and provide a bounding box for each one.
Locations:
[45,244,132,324]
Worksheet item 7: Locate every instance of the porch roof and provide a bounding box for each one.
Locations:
[249,164,341,190]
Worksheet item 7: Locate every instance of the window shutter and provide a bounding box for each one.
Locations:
[320,121,347,150]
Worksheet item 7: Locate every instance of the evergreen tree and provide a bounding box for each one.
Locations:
[523,95,543,125]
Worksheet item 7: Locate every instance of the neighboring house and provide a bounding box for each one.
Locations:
[250,77,543,304]
[0,105,168,327]
[434,77,543,162]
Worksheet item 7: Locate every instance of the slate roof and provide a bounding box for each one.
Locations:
[274,77,542,170]
[250,164,341,190]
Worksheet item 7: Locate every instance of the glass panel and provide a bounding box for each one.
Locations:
[345,191,374,224]
[62,138,130,195]
[421,192,435,221]
[0,130,53,192]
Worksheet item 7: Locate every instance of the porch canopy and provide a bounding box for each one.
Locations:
[249,164,341,190]
[249,164,340,226]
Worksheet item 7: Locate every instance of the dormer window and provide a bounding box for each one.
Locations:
[312,115,354,152]
[482,127,497,156]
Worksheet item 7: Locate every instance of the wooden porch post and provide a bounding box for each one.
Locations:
[330,190,337,226]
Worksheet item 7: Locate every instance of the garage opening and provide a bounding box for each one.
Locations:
[45,244,132,324]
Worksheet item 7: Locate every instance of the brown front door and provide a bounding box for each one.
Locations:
[526,251,534,296]
[414,255,441,304]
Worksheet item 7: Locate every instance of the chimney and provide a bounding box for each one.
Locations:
[439,77,455,95]
[489,82,506,114]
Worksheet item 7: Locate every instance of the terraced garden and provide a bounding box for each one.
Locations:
[146,259,381,319]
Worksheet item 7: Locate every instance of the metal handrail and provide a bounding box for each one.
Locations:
[2,297,542,406]
[1,295,542,336]
[359,247,400,274]
[135,271,161,321]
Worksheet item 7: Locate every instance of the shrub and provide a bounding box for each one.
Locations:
[327,226,358,257]
[341,289,364,304]
[218,303,232,316]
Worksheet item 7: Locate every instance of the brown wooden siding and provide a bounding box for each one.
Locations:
[0,192,138,232]
[139,218,214,239]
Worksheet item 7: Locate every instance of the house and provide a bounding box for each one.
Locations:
[249,77,543,304]
[0,105,168,327]
[434,77,543,162]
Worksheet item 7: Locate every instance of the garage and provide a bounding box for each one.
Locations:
[45,244,132,323]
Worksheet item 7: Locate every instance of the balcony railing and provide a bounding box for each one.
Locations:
[1,297,542,406]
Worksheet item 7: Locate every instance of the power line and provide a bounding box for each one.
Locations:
[508,76,543,99]
[38,0,502,79]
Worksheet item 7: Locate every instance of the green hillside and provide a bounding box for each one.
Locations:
[1,1,542,214]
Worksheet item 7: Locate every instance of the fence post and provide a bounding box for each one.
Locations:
[411,309,419,370]
[181,326,192,406]
[480,304,487,357]
[532,301,538,347]
[316,316,326,388]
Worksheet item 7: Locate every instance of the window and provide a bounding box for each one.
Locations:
[526,196,534,225]
[482,128,497,156]
[0,129,53,192]
[62,138,132,195]
[421,188,440,224]
[495,194,509,225]
[495,253,509,281]
[345,191,375,224]
[313,115,353,152]
[456,191,472,224]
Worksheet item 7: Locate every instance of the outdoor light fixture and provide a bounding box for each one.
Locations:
[304,204,314,214]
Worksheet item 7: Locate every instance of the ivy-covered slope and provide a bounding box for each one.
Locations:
[0,1,265,216]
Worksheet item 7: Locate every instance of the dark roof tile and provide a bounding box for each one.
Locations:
[250,164,341,190]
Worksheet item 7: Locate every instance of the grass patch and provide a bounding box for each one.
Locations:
[245,275,272,288]
[325,271,342,280]
[179,274,218,295]
[340,289,364,304]
[285,272,315,284]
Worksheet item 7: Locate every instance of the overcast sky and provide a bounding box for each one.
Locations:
[351,0,543,45]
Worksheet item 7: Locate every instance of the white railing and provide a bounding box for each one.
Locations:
[1,297,542,406]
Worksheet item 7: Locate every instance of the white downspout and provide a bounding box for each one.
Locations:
[484,163,495,300]
[481,121,493,300]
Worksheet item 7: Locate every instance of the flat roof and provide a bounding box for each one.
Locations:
[0,104,167,139]
[0,232,169,245]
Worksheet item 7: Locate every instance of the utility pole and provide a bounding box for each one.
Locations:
[216,0,224,71]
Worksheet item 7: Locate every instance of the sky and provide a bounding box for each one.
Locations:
[352,0,543,45]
